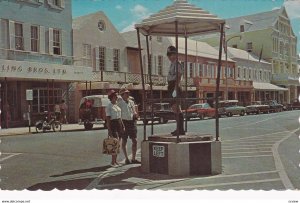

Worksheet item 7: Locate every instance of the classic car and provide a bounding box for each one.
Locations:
[262,100,283,113]
[218,100,246,117]
[286,99,300,110]
[139,103,175,125]
[245,101,270,114]
[183,103,216,120]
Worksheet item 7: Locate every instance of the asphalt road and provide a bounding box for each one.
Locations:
[0,110,299,190]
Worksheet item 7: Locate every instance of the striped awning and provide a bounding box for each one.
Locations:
[253,82,288,91]
[135,0,225,37]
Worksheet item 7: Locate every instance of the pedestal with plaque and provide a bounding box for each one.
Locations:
[141,133,222,176]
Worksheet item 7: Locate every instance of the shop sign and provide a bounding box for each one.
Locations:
[0,59,93,81]
[152,145,165,158]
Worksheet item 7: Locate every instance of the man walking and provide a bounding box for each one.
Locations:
[166,45,185,135]
[118,88,140,164]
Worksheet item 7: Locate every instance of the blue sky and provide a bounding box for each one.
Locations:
[72,0,300,53]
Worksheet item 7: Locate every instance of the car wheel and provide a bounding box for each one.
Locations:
[240,111,245,116]
[143,120,149,125]
[257,110,261,114]
[84,121,93,130]
[227,112,232,117]
[198,114,204,120]
[163,119,168,124]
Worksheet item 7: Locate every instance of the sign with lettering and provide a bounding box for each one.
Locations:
[26,89,33,101]
[153,145,165,158]
[0,59,93,82]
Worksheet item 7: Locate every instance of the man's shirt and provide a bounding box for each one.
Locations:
[118,98,136,121]
[167,61,183,82]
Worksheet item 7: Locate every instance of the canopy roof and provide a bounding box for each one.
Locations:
[135,0,225,37]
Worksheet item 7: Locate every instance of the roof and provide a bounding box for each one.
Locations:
[226,47,270,64]
[225,9,279,34]
[135,0,225,37]
[170,38,234,62]
[253,82,288,91]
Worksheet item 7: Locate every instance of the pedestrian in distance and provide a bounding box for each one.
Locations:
[54,101,61,121]
[118,88,140,165]
[60,99,68,124]
[105,90,124,166]
[166,45,185,136]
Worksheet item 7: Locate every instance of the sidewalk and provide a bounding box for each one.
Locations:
[0,123,86,137]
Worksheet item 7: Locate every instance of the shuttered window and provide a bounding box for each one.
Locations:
[15,23,24,50]
[53,29,61,55]
[82,44,92,67]
[31,26,39,52]
[99,46,106,71]
[113,49,120,72]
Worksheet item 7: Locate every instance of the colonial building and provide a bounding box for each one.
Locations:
[0,0,92,128]
[198,7,298,104]
[227,47,287,103]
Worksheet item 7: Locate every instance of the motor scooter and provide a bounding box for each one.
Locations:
[35,111,62,133]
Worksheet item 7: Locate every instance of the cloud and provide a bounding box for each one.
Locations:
[284,1,300,19]
[121,22,136,33]
[130,4,150,18]
[116,5,122,10]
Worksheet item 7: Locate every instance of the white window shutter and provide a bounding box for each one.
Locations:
[9,20,15,50]
[39,26,45,53]
[23,23,31,51]
[61,30,66,56]
[95,47,100,71]
[48,27,53,55]
[60,0,65,8]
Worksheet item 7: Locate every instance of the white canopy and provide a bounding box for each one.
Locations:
[135,0,225,37]
[253,82,288,91]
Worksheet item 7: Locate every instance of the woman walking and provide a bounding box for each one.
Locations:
[105,90,124,166]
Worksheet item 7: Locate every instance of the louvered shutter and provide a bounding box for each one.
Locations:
[39,26,45,53]
[60,0,65,8]
[61,30,66,56]
[95,47,100,71]
[48,28,53,55]
[9,20,15,50]
[23,23,31,51]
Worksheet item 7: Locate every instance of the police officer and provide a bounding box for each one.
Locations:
[166,46,185,136]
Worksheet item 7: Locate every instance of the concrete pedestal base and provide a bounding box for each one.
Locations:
[141,133,221,176]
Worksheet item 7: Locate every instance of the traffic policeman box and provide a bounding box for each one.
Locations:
[141,134,222,176]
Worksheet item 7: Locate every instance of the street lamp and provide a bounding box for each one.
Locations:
[225,35,242,100]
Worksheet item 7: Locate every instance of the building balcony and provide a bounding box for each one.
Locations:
[91,71,195,87]
[272,73,299,82]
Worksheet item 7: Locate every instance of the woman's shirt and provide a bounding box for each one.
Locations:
[105,102,121,120]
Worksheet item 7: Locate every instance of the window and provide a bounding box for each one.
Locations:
[32,88,63,113]
[259,70,262,80]
[237,67,240,78]
[189,63,193,78]
[15,23,24,50]
[113,49,120,71]
[199,64,203,77]
[53,29,61,55]
[99,46,106,71]
[158,55,163,75]
[243,68,246,79]
[249,69,252,80]
[31,26,39,52]
[82,44,91,67]
[240,25,244,32]
[203,64,207,77]
[246,42,253,52]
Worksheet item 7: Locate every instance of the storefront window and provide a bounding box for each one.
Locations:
[32,88,63,113]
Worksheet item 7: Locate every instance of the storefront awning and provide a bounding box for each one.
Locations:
[253,82,288,91]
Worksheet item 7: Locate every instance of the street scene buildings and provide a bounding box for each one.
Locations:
[1,0,300,192]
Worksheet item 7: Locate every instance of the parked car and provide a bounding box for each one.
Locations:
[218,100,246,117]
[183,103,216,120]
[139,103,175,125]
[286,99,300,110]
[246,101,270,115]
[262,100,283,113]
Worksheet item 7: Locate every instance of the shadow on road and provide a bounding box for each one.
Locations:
[50,165,111,177]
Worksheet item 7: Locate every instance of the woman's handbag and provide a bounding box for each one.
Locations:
[102,136,120,155]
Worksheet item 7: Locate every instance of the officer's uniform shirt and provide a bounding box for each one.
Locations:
[167,62,183,82]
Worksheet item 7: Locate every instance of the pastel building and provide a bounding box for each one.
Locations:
[0,0,92,128]
[198,7,298,104]
[226,47,287,102]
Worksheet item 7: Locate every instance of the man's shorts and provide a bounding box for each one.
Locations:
[167,80,183,105]
[122,120,137,140]
[110,119,123,138]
